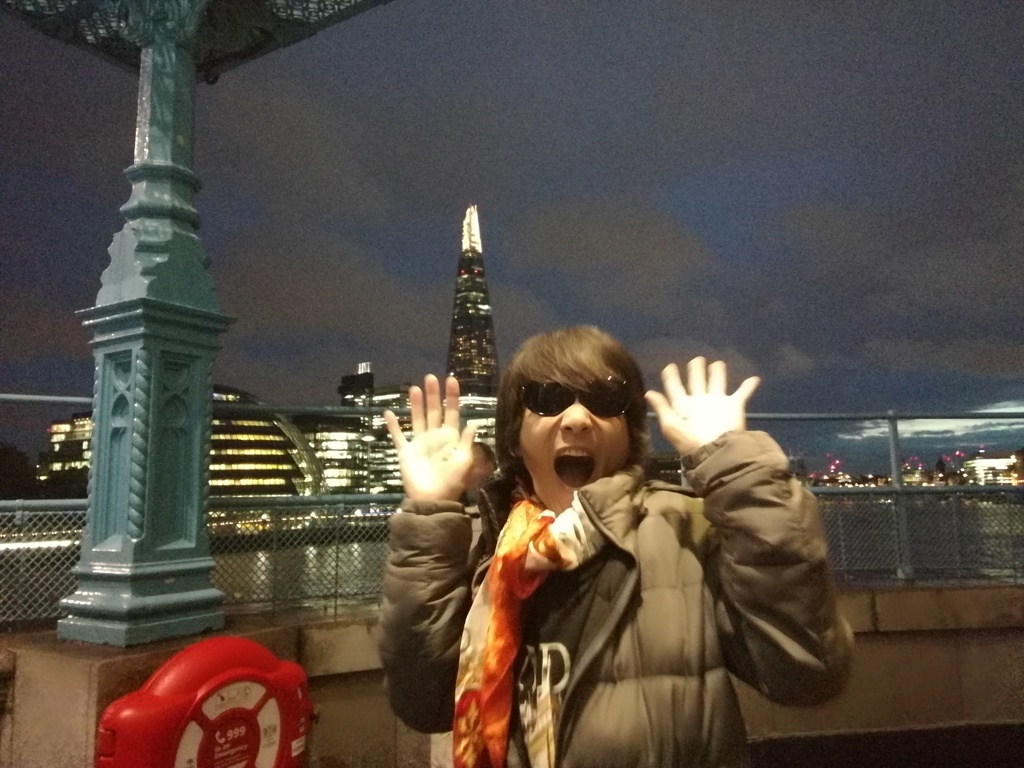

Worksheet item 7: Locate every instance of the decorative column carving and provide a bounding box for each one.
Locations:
[58,0,233,646]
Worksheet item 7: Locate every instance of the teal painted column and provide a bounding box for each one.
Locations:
[58,0,232,646]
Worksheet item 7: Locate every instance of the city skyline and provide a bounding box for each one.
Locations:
[25,392,1024,497]
[2,3,1023,471]
[14,203,508,498]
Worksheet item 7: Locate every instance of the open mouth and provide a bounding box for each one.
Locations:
[554,454,595,489]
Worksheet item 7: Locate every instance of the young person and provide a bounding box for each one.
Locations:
[380,326,852,768]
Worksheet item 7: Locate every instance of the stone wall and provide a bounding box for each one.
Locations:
[739,586,1024,737]
[1,586,1022,767]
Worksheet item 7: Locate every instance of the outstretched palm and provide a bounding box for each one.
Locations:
[645,357,760,456]
[385,374,478,502]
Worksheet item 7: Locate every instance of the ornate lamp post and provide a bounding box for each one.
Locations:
[3,0,394,645]
[57,0,229,646]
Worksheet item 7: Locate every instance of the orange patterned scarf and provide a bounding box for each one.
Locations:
[453,497,568,768]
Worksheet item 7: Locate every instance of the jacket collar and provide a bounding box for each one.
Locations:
[576,466,645,556]
[476,467,645,557]
[475,473,517,555]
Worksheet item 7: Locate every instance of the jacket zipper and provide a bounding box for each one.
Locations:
[554,491,640,758]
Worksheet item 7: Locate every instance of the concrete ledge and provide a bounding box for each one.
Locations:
[0,645,12,768]
[0,605,421,768]
[874,586,1024,632]
[0,647,14,677]
[2,585,1023,767]
[740,585,1024,740]
[750,722,1024,768]
[5,615,304,768]
[839,585,1024,634]
[299,607,382,677]
[839,585,1024,633]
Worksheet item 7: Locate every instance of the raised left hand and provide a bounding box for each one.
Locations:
[645,357,760,456]
[384,374,477,502]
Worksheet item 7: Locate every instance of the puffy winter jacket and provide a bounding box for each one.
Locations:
[379,430,853,767]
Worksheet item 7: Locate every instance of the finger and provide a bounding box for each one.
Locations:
[384,410,406,449]
[424,374,442,429]
[460,422,479,451]
[687,356,707,396]
[660,363,687,405]
[707,360,727,395]
[646,392,695,454]
[732,375,761,403]
[408,386,425,433]
[444,375,462,430]
[644,390,673,419]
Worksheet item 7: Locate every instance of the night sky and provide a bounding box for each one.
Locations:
[2,2,1023,472]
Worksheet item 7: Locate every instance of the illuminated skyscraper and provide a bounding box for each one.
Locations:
[446,205,499,397]
[303,363,411,495]
[289,364,375,493]
[38,387,326,498]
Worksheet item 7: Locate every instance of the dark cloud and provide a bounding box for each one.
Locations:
[3,1,1024,469]
[731,154,1023,379]
[0,287,91,364]
[196,76,392,227]
[504,199,715,320]
[862,339,1024,379]
[211,227,454,398]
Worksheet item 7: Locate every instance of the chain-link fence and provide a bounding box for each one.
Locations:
[0,500,86,630]
[3,487,1023,631]
[208,494,400,614]
[0,495,401,630]
[820,488,1024,587]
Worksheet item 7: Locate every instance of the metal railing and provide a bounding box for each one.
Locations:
[0,495,401,630]
[4,485,1022,631]
[815,486,1024,586]
[208,493,401,613]
[3,394,1023,630]
[0,499,87,631]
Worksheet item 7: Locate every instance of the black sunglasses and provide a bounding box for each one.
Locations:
[521,378,631,418]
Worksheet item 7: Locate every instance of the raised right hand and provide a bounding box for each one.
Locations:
[384,374,478,502]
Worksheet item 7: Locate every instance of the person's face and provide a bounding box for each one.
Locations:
[518,397,631,512]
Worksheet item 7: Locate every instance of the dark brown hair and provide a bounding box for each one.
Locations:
[495,326,649,484]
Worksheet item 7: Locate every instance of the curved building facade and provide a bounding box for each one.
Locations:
[37,386,326,498]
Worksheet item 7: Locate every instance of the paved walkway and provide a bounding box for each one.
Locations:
[751,723,1024,768]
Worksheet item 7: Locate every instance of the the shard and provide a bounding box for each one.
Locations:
[445,205,499,396]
